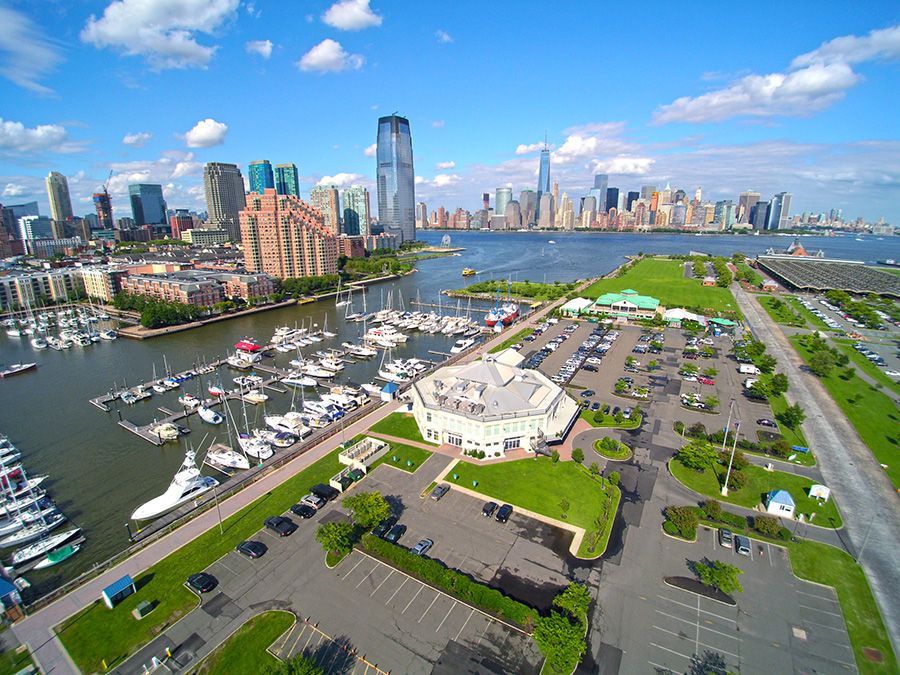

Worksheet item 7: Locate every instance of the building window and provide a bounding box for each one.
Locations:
[503,437,521,451]
[426,412,432,423]
[447,433,462,447]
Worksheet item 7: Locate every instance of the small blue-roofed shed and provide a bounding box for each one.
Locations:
[102,574,136,609]
[765,489,796,518]
[381,382,400,402]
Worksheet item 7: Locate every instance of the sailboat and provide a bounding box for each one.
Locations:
[205,444,250,471]
[335,278,351,308]
[12,528,81,566]
[198,405,223,425]
[33,543,80,569]
[0,511,66,548]
[131,448,219,521]
[235,388,273,460]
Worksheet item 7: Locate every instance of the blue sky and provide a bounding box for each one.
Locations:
[1,0,898,222]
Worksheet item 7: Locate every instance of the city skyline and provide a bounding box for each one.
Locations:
[0,2,898,223]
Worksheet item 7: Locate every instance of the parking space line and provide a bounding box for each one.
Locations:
[801,617,850,634]
[386,577,408,603]
[418,594,440,623]
[402,584,424,613]
[343,555,365,579]
[653,626,741,660]
[799,604,842,618]
[354,565,377,589]
[455,608,475,641]
[370,570,394,597]
[436,601,457,632]
[796,588,837,602]
[287,624,307,657]
[648,661,677,673]
[214,559,240,576]
[654,610,741,641]
[474,621,491,647]
[766,543,774,567]
[694,596,700,655]
[657,595,737,624]
[301,627,317,654]
[650,642,693,661]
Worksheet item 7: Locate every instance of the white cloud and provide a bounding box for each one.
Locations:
[245,39,273,59]
[364,143,377,157]
[322,0,382,30]
[2,183,28,198]
[436,161,456,170]
[435,30,453,44]
[183,118,228,147]
[654,25,900,124]
[431,120,445,128]
[431,174,460,187]
[0,118,68,154]
[297,39,364,73]
[515,142,544,155]
[0,6,62,95]
[81,0,239,70]
[590,156,655,175]
[318,172,364,187]
[122,131,152,147]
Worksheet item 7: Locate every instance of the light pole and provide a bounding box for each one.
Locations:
[721,419,741,497]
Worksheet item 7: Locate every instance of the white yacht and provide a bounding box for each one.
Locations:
[178,393,201,409]
[450,338,475,354]
[30,337,48,350]
[99,330,117,340]
[242,389,269,404]
[303,399,344,420]
[361,382,382,396]
[282,373,317,388]
[131,450,219,521]
[265,413,311,438]
[197,406,223,425]
[205,445,250,471]
[150,423,180,442]
[238,434,274,460]
[0,511,66,548]
[253,429,295,448]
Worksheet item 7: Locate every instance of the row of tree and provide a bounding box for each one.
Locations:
[112,292,202,328]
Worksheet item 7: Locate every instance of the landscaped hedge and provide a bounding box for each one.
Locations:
[360,535,538,630]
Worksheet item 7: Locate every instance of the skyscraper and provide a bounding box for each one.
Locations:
[342,185,369,236]
[92,192,113,229]
[519,189,537,226]
[482,193,490,211]
[204,162,247,241]
[376,115,416,242]
[591,174,609,213]
[626,191,639,212]
[416,202,428,229]
[640,185,657,200]
[45,172,73,222]
[169,209,195,239]
[536,145,551,220]
[495,187,512,220]
[128,184,167,225]
[770,192,792,229]
[738,191,760,224]
[605,188,619,214]
[538,193,554,229]
[504,200,522,229]
[750,201,770,230]
[310,185,341,235]
[275,163,300,197]
[248,160,275,194]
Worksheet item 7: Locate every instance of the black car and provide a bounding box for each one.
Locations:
[580,389,595,398]
[430,484,450,501]
[264,515,297,537]
[310,483,339,502]
[582,364,598,372]
[384,523,407,543]
[482,501,498,517]
[495,504,513,523]
[236,540,267,559]
[373,515,398,538]
[187,572,217,593]
[290,502,317,519]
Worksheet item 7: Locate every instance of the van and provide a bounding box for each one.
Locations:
[739,364,761,375]
[735,535,751,556]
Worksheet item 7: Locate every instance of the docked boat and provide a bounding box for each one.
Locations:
[484,302,519,327]
[282,373,318,388]
[265,413,311,438]
[242,389,269,404]
[238,434,274,460]
[0,363,36,378]
[208,384,227,397]
[197,406,223,425]
[233,375,263,388]
[450,338,475,354]
[99,330,117,340]
[300,363,334,379]
[253,429,295,448]
[131,449,219,521]
[205,445,250,471]
[0,511,66,548]
[150,423,180,442]
[361,382,382,396]
[319,357,344,372]
[33,543,80,569]
[178,393,201,409]
[30,337,48,350]
[303,400,344,421]
[12,528,81,566]
[152,382,167,394]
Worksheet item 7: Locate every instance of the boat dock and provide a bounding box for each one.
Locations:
[409,300,492,314]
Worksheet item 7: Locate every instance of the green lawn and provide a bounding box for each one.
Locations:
[56,448,347,673]
[581,257,739,315]
[736,262,763,287]
[758,295,805,328]
[592,438,632,460]
[789,335,899,489]
[194,610,294,674]
[785,296,830,331]
[488,327,535,353]
[580,408,642,429]
[447,457,620,558]
[0,648,35,675]
[766,391,810,450]
[368,412,434,445]
[369,440,433,473]
[669,457,843,528]
[832,339,900,396]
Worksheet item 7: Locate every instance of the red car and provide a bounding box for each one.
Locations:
[698,377,715,386]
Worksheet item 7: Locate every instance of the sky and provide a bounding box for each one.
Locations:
[1,0,899,223]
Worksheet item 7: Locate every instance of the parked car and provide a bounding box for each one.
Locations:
[236,540,267,559]
[482,501,498,517]
[290,503,317,519]
[718,529,733,549]
[683,375,698,382]
[698,377,715,386]
[410,538,434,556]
[264,516,297,537]
[757,418,777,428]
[582,364,598,372]
[430,484,450,501]
[310,483,339,502]
[590,401,601,411]
[300,493,326,510]
[622,407,632,419]
[580,389,595,398]
[187,572,217,593]
[735,535,751,556]
[384,523,407,543]
[373,515,398,538]
[495,504,513,523]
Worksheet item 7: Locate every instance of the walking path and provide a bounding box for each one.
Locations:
[733,284,900,650]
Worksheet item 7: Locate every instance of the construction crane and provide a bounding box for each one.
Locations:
[102,169,113,195]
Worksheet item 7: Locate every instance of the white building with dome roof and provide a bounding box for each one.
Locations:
[408,349,580,457]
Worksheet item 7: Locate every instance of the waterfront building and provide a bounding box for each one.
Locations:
[128,184,167,225]
[274,163,300,197]
[93,192,114,229]
[769,192,792,230]
[338,235,367,258]
[581,195,597,226]
[18,215,53,240]
[409,348,580,456]
[605,187,619,214]
[416,202,428,230]
[248,160,275,194]
[183,228,229,246]
[169,209,196,239]
[750,201,770,230]
[504,200,522,229]
[45,171,73,222]
[519,189,536,226]
[0,268,84,309]
[593,174,609,213]
[204,162,247,242]
[240,188,338,279]
[737,191,760,224]
[80,266,128,302]
[449,208,471,230]
[482,193,490,211]
[342,185,369,236]
[671,204,687,226]
[626,191,639,212]
[364,232,400,252]
[552,181,559,209]
[536,145,551,221]
[121,273,225,307]
[431,206,449,229]
[376,114,416,242]
[310,185,341,236]
[590,289,661,320]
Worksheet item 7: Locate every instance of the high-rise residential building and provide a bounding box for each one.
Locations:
[519,189,536,226]
[376,115,416,242]
[536,145,551,220]
[431,206,449,229]
[581,195,597,227]
[45,172,73,222]
[449,208,470,230]
[274,163,300,197]
[93,192,113,229]
[18,215,54,240]
[310,185,341,235]
[248,160,275,194]
[240,188,337,279]
[605,188,619,214]
[128,183,167,225]
[504,200,522,229]
[551,181,559,209]
[738,191,760,224]
[626,191,639,212]
[538,193,554,228]
[416,202,428,230]
[169,209,196,239]
[482,193,490,211]
[769,192,792,229]
[495,187,512,220]
[342,185,369,236]
[693,187,702,204]
[204,162,247,241]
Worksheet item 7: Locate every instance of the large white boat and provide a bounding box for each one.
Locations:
[205,445,250,471]
[265,413,311,438]
[30,337,48,350]
[303,400,344,421]
[0,511,66,548]
[150,423,180,442]
[253,429,295,448]
[242,389,269,404]
[238,434,274,460]
[0,363,36,378]
[450,338,475,354]
[281,373,318,388]
[12,528,81,566]
[197,406,223,425]
[131,450,219,521]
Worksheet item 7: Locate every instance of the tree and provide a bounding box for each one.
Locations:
[703,395,719,411]
[572,447,584,464]
[747,379,770,400]
[315,521,355,555]
[614,380,629,394]
[769,438,792,458]
[695,560,744,594]
[702,500,722,521]
[343,491,391,529]
[589,462,600,476]
[769,372,789,395]
[265,654,325,675]
[687,421,707,437]
[758,354,777,373]
[608,471,620,487]
[809,350,836,377]
[688,650,728,675]
[553,583,591,618]
[647,359,659,371]
[533,611,587,674]
[683,363,699,376]
[754,515,781,538]
[676,440,718,471]
[778,403,806,429]
[702,367,718,379]
[725,470,746,491]
[666,506,699,537]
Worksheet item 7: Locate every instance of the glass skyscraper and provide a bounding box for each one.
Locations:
[342,185,369,236]
[536,146,550,220]
[128,183,167,225]
[592,174,609,212]
[275,163,300,196]
[376,115,416,241]
[248,160,275,194]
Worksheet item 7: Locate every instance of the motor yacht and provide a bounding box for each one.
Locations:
[233,375,263,388]
[238,434,274,460]
[253,429,295,448]
[303,399,344,421]
[99,330,117,340]
[0,363,36,378]
[242,389,269,404]
[205,445,250,471]
[150,423,180,442]
[450,338,476,354]
[265,413,311,438]
[178,394,201,409]
[130,449,219,521]
[281,373,317,388]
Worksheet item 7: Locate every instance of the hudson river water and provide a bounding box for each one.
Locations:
[0,230,896,595]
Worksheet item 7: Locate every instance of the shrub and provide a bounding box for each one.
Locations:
[725,470,746,491]
[687,422,707,437]
[665,506,699,539]
[696,560,743,594]
[572,447,585,464]
[676,440,718,471]
[718,449,748,472]
[608,471,620,487]
[778,527,792,541]
[701,500,721,521]
[589,462,600,476]
[663,520,680,536]
[551,449,560,463]
[674,420,685,435]
[717,510,749,530]
[754,515,782,538]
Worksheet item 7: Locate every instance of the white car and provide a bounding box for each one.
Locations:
[682,375,698,382]
[884,370,900,379]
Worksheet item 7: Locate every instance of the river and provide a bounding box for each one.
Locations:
[0,230,896,595]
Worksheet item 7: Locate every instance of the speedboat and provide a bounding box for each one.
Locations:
[253,429,296,448]
[208,384,227,397]
[205,445,250,471]
[152,382,167,394]
[282,373,317,388]
[131,450,218,521]
[197,406,223,425]
[0,363,36,378]
[33,543,80,569]
[238,434,274,460]
[30,337,48,350]
[319,357,344,372]
[450,338,475,354]
[150,423,180,442]
[99,330,117,340]
[242,389,269,404]
[234,375,263,388]
[265,412,311,437]
[300,363,334,379]
[12,528,81,566]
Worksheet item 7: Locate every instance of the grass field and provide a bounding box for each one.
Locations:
[766,391,810,450]
[789,335,899,489]
[368,412,434,445]
[832,339,900,396]
[369,440,433,473]
[669,457,842,528]
[488,327,534,353]
[592,438,632,460]
[447,457,620,558]
[194,610,294,674]
[56,448,347,673]
[785,296,831,330]
[580,408,642,429]
[581,257,739,315]
[0,649,34,675]
[758,295,805,328]
[736,262,763,286]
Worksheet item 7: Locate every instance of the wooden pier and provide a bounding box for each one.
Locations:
[409,300,492,314]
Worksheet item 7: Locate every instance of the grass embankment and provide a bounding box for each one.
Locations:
[832,339,900,396]
[581,257,739,315]
[669,457,842,528]
[580,408,642,429]
[369,412,435,445]
[55,449,347,673]
[788,335,899,489]
[448,458,620,558]
[489,327,535,353]
[0,649,35,675]
[455,279,577,302]
[758,295,805,328]
[193,610,294,674]
[369,440,433,473]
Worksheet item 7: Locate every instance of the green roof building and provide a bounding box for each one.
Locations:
[592,289,661,318]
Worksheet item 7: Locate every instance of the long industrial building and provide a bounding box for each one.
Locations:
[757,255,900,298]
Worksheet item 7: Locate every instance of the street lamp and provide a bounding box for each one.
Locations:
[721,419,741,497]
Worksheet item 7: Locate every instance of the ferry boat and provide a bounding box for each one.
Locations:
[462,267,477,277]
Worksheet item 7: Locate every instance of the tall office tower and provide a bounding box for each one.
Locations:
[128,184,167,225]
[535,145,551,220]
[504,200,522,229]
[538,193,554,228]
[310,185,341,235]
[248,160,275,194]
[376,114,416,242]
[169,209,195,239]
[416,202,428,229]
[240,188,337,278]
[482,193,490,211]
[659,183,672,205]
[626,191,639,212]
[581,195,597,226]
[605,188,619,214]
[592,174,609,212]
[737,191,760,223]
[342,185,369,236]
[519,189,537,226]
[551,181,559,209]
[640,185,657,200]
[45,171,73,222]
[556,192,573,229]
[770,192,792,229]
[204,162,247,241]
[495,187,512,219]
[749,201,770,230]
[93,192,114,229]
[274,163,300,196]
[671,204,687,226]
